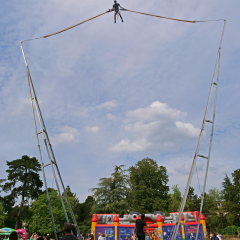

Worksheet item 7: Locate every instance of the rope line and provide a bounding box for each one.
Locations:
[43,12,108,38]
[21,11,110,42]
[125,9,196,23]
[20,8,226,42]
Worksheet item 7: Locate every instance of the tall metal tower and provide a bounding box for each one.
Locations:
[20,42,81,240]
[171,20,227,240]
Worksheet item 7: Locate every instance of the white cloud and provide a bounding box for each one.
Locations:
[107,113,117,120]
[175,121,200,137]
[109,101,200,152]
[126,101,186,122]
[109,139,151,152]
[85,126,99,133]
[96,100,117,110]
[51,126,80,145]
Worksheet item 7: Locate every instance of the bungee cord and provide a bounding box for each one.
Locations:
[123,9,196,23]
[21,8,226,43]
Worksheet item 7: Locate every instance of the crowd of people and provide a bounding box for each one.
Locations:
[0,221,226,240]
[30,233,50,240]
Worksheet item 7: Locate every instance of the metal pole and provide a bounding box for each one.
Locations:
[20,41,81,237]
[195,20,226,240]
[27,76,70,223]
[171,20,227,240]
[27,67,80,236]
[20,42,58,240]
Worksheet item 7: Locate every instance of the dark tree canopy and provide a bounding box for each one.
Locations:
[91,165,129,216]
[1,155,43,229]
[128,158,169,213]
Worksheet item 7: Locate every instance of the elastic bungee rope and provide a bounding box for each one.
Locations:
[21,8,226,42]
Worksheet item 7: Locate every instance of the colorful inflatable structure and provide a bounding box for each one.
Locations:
[16,229,28,240]
[91,211,207,240]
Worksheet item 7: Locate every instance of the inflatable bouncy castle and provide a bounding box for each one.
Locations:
[91,211,207,240]
[16,229,28,240]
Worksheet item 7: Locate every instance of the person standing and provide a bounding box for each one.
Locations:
[80,233,85,240]
[62,223,78,240]
[134,213,152,240]
[37,235,44,240]
[9,232,18,240]
[216,232,222,240]
[210,232,219,240]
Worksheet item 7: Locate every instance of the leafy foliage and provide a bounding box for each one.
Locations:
[221,169,240,227]
[91,165,129,216]
[217,225,240,235]
[0,155,43,229]
[0,202,5,226]
[168,185,182,213]
[29,190,76,236]
[129,158,169,213]
[1,155,240,236]
[78,196,95,234]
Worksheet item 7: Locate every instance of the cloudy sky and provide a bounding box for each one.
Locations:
[1,0,240,203]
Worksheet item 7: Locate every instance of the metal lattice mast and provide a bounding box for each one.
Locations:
[20,42,81,239]
[171,20,226,240]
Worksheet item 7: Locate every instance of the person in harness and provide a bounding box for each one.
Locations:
[111,0,124,23]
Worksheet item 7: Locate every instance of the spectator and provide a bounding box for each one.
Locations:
[163,232,168,240]
[210,232,219,240]
[134,213,151,240]
[190,233,195,240]
[80,233,85,240]
[9,232,18,240]
[62,223,78,240]
[87,234,92,240]
[216,232,221,240]
[98,233,103,240]
[37,235,44,240]
[101,234,105,240]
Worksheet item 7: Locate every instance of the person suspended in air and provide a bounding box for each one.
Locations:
[110,0,124,23]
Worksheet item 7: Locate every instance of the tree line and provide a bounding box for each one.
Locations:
[0,156,239,236]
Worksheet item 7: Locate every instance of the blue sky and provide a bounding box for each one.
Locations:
[0,0,240,203]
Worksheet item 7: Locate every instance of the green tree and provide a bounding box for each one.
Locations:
[185,187,200,211]
[168,185,182,213]
[222,169,240,227]
[78,196,95,234]
[0,155,43,229]
[29,190,76,236]
[128,158,169,213]
[64,186,82,224]
[0,202,5,226]
[91,165,129,216]
[222,174,232,201]
[201,188,223,231]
